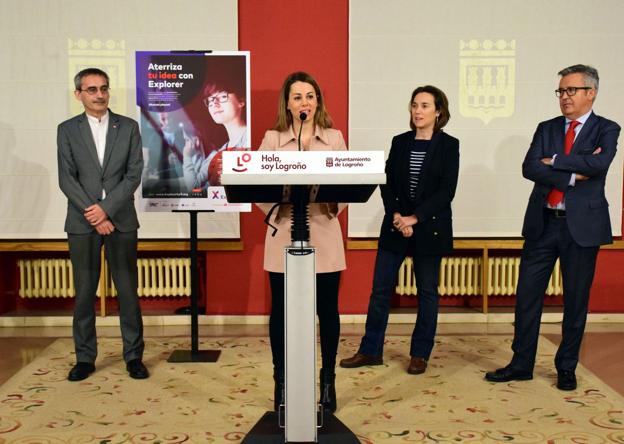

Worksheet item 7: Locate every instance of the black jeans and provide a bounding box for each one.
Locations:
[269,271,341,372]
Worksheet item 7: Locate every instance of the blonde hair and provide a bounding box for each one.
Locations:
[273,71,333,131]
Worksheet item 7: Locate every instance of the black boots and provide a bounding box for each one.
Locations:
[273,370,285,412]
[319,368,337,413]
[275,368,337,413]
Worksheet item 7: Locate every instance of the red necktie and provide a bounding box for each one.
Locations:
[546,120,580,206]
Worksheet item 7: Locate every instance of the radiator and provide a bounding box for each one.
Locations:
[18,259,75,298]
[18,258,191,298]
[120,258,191,298]
[396,257,562,296]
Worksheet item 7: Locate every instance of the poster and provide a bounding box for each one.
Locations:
[135,51,251,212]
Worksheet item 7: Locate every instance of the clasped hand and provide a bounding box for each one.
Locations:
[84,204,114,235]
[94,219,115,235]
[393,213,418,238]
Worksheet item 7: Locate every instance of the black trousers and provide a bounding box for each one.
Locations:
[510,211,599,373]
[269,271,341,372]
[68,230,145,364]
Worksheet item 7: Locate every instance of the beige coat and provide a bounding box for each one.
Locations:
[257,126,347,273]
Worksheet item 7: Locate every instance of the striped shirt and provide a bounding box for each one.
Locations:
[409,139,430,200]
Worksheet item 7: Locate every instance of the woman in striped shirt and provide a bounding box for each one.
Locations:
[340,85,460,375]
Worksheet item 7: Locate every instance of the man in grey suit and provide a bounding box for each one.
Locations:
[485,65,620,390]
[58,68,149,381]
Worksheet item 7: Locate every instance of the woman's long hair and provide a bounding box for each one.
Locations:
[273,71,333,131]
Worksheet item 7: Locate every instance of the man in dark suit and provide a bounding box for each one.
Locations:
[485,65,620,390]
[58,68,149,381]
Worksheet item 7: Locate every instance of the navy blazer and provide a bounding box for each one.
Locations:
[378,130,460,256]
[521,112,620,247]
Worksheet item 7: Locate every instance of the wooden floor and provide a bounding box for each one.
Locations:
[2,323,623,395]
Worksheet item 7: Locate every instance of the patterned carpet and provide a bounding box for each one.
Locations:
[1,335,623,443]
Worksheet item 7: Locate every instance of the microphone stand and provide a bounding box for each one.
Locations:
[297,111,307,151]
[294,112,309,248]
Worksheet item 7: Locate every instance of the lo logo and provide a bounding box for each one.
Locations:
[233,153,251,172]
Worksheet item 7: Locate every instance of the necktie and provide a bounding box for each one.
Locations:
[546,120,580,206]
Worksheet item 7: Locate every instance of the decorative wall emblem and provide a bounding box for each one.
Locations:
[459,39,515,124]
[68,38,126,115]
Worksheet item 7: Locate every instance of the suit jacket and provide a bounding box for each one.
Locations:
[57,110,143,234]
[521,112,620,247]
[257,126,347,273]
[378,130,460,257]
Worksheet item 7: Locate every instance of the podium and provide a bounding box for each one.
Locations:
[222,150,385,443]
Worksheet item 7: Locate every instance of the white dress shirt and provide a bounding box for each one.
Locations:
[86,111,109,198]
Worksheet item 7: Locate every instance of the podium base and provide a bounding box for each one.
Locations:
[241,411,360,443]
[166,349,221,363]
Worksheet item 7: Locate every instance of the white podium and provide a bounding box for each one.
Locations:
[223,151,384,443]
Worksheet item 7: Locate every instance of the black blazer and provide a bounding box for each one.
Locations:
[521,112,620,247]
[378,130,460,256]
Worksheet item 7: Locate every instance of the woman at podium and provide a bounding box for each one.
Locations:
[340,85,460,375]
[257,71,346,413]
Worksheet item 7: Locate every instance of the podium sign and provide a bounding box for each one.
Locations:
[222,150,385,185]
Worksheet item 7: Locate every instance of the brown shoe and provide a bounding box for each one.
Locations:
[407,357,427,375]
[339,352,383,368]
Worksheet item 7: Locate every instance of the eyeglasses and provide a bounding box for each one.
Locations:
[555,86,592,98]
[78,85,110,95]
[203,92,230,107]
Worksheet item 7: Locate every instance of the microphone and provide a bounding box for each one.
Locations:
[297,112,307,151]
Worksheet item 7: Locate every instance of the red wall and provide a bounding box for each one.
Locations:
[204,0,350,315]
[591,251,624,313]
[202,0,624,316]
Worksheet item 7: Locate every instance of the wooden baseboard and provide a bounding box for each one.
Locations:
[0,240,244,252]
[346,238,624,250]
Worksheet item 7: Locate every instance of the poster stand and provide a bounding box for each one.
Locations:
[167,209,221,363]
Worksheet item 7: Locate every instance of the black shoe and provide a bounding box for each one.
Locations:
[273,369,285,412]
[485,365,533,383]
[67,362,95,381]
[320,368,337,413]
[126,359,149,379]
[557,370,577,391]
